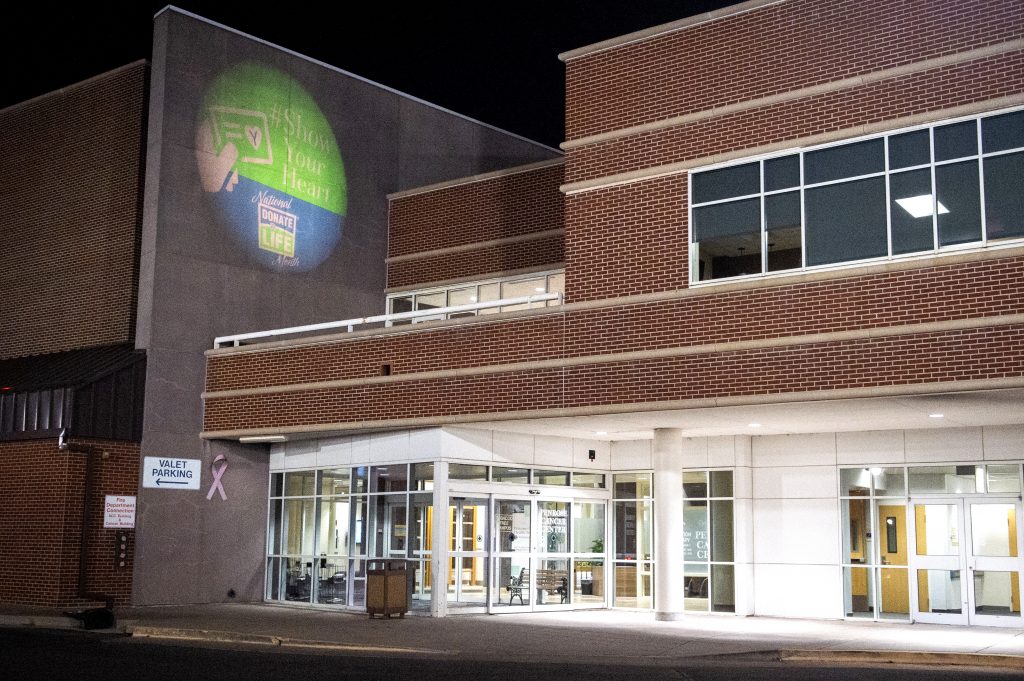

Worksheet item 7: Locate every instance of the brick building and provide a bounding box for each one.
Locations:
[3,0,1021,628]
[205,0,1024,626]
[0,63,149,608]
[0,8,556,609]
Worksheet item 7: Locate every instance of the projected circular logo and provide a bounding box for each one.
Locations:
[195,63,346,272]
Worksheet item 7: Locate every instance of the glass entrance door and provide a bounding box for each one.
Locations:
[489,496,607,612]
[493,497,533,611]
[535,501,570,609]
[966,499,1022,626]
[448,497,488,609]
[912,498,1022,626]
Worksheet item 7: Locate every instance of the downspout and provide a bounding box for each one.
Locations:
[59,429,116,628]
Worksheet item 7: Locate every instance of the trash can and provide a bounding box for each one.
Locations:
[366,558,409,618]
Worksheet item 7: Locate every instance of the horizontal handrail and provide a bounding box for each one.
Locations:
[213,293,562,348]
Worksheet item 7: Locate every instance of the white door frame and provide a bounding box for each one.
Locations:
[910,497,1023,627]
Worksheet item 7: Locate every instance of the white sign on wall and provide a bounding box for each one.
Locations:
[142,457,202,490]
[104,495,137,529]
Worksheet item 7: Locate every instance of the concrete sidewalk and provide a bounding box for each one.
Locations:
[2,603,1023,670]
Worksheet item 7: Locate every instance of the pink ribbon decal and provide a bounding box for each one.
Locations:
[206,454,228,501]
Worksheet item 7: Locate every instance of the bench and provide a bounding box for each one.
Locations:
[535,569,568,604]
[505,568,568,605]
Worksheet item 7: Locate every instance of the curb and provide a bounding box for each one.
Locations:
[770,647,1019,667]
[128,626,451,656]
[0,615,82,631]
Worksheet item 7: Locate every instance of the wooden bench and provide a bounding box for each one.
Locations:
[535,569,568,604]
[506,568,568,605]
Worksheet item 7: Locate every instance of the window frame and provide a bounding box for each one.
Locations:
[386,269,565,319]
[688,107,1024,285]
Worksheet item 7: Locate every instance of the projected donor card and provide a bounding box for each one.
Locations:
[195,62,347,272]
[257,199,297,257]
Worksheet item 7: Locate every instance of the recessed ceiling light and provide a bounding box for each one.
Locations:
[896,194,949,219]
[535,287,546,292]
[928,413,944,419]
[748,423,761,428]
[594,431,608,436]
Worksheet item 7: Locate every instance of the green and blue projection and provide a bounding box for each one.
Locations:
[195,63,346,272]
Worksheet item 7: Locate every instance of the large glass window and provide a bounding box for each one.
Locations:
[690,109,1024,282]
[612,473,652,609]
[840,467,910,621]
[682,470,735,613]
[385,270,564,321]
[267,463,433,609]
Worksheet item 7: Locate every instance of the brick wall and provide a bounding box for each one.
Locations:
[204,325,1024,432]
[564,0,1022,141]
[0,438,140,607]
[565,53,1024,185]
[0,63,147,360]
[561,0,1023,302]
[207,314,565,391]
[205,254,1024,430]
[564,175,688,303]
[202,0,1024,436]
[387,162,563,288]
[387,235,563,289]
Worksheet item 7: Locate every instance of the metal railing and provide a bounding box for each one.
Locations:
[213,293,562,348]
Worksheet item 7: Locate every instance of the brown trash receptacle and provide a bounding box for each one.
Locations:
[366,559,409,618]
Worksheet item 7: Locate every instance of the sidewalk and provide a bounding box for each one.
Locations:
[2,603,1023,669]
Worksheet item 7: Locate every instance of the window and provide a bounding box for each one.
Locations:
[611,473,653,609]
[839,467,909,621]
[690,109,1024,282]
[682,470,735,613]
[267,463,433,609]
[385,270,565,321]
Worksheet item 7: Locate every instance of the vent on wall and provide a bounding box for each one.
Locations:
[0,344,146,442]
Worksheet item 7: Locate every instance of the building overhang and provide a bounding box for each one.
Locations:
[203,383,1024,445]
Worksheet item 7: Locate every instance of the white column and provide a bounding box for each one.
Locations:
[430,461,449,617]
[653,428,684,620]
[732,435,755,616]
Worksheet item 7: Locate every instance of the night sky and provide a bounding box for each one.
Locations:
[3,1,735,148]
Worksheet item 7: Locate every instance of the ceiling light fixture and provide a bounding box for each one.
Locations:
[748,423,762,428]
[928,413,944,419]
[239,435,287,443]
[896,194,949,219]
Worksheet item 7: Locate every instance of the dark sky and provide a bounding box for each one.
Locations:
[3,1,734,147]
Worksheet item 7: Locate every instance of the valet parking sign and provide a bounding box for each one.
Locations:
[143,457,202,490]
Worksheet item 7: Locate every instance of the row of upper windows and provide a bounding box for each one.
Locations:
[689,109,1024,283]
[386,270,564,321]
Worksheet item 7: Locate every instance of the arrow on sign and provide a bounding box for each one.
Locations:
[156,479,189,486]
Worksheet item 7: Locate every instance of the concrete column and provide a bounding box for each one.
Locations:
[430,461,449,617]
[653,428,684,620]
[732,436,755,616]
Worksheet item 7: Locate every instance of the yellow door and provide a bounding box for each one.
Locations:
[878,504,909,614]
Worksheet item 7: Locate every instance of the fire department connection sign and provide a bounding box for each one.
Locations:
[143,457,202,490]
[104,495,137,529]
